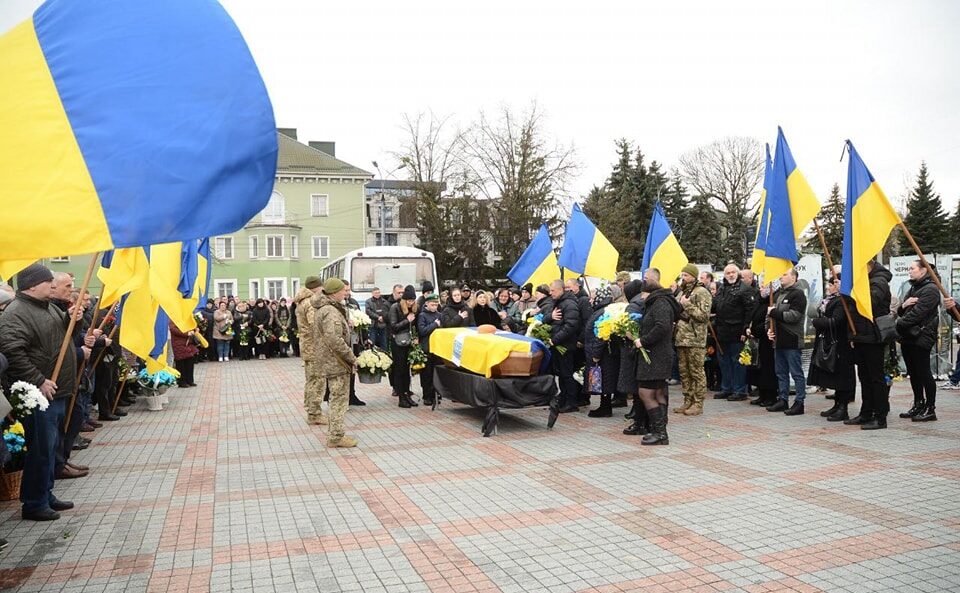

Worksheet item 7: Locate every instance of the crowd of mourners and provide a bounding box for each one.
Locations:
[0,257,957,527]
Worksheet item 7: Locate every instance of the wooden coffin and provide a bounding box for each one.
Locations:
[489,350,543,378]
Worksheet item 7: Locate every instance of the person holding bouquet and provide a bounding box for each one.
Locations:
[212,301,233,362]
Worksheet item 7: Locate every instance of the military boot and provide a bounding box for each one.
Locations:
[673,393,692,414]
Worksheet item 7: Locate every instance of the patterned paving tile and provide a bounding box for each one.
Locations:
[795,546,960,593]
[700,443,860,474]
[564,457,732,498]
[365,445,502,478]
[807,468,960,518]
[504,432,640,462]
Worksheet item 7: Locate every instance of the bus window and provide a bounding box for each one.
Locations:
[350,257,435,291]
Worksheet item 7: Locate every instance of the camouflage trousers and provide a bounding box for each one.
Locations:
[677,346,707,405]
[304,360,326,420]
[321,374,349,440]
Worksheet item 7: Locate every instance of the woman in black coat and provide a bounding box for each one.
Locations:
[441,288,475,328]
[808,273,856,422]
[629,280,681,445]
[584,287,620,418]
[896,260,941,422]
[251,299,272,359]
[388,285,419,408]
[472,291,501,327]
[746,285,778,407]
[619,280,645,427]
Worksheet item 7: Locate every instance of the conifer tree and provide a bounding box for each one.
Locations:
[948,200,960,253]
[810,183,845,264]
[681,193,722,267]
[901,162,950,255]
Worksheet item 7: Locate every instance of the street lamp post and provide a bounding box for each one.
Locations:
[372,161,404,247]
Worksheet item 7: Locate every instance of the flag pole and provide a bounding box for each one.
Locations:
[898,222,960,322]
[51,252,99,383]
[812,219,857,335]
[111,374,129,415]
[707,321,724,356]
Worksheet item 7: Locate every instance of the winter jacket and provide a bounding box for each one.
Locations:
[583,297,620,394]
[441,299,475,328]
[473,304,501,328]
[310,292,356,377]
[417,309,443,353]
[491,299,520,332]
[712,278,757,343]
[545,290,582,348]
[674,282,712,347]
[293,288,318,360]
[0,293,77,398]
[388,302,416,344]
[850,264,893,344]
[617,293,646,394]
[896,275,940,351]
[169,321,199,361]
[572,290,592,341]
[807,293,856,391]
[768,285,807,350]
[251,306,272,333]
[213,309,233,340]
[365,296,390,329]
[634,288,681,382]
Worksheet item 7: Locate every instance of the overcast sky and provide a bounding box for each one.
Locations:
[4,0,959,213]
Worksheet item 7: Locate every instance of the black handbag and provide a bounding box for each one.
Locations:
[812,326,838,373]
[394,330,412,347]
[874,314,897,344]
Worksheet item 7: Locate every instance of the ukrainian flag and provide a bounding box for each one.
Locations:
[751,144,773,276]
[0,260,36,284]
[840,141,901,320]
[557,204,619,280]
[640,202,688,282]
[0,0,277,262]
[507,224,561,289]
[761,128,821,280]
[195,239,213,311]
[116,289,173,374]
[98,249,149,307]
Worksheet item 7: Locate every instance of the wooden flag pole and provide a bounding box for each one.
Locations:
[89,324,119,375]
[111,375,129,416]
[898,222,960,322]
[707,322,724,356]
[812,219,857,335]
[51,253,99,384]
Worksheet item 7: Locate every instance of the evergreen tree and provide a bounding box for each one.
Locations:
[660,173,689,226]
[681,193,722,267]
[901,162,950,255]
[809,183,845,264]
[948,199,960,253]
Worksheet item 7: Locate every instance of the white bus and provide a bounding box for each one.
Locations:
[319,246,438,307]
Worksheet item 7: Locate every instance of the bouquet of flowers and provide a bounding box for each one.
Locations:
[193,311,208,334]
[117,358,138,383]
[3,422,26,472]
[6,381,49,419]
[408,344,427,374]
[348,308,372,331]
[525,314,567,355]
[357,347,392,376]
[593,303,628,341]
[278,329,290,343]
[598,306,650,364]
[239,324,250,347]
[224,324,235,337]
[739,340,758,367]
[137,368,178,390]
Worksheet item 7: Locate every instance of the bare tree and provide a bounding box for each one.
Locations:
[678,137,764,264]
[459,103,578,271]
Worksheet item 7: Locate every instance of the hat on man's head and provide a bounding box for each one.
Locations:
[421,280,434,293]
[536,284,550,297]
[522,283,533,294]
[424,293,439,303]
[16,263,54,292]
[305,275,322,289]
[682,264,699,278]
[322,277,345,295]
[402,285,416,300]
[461,284,471,292]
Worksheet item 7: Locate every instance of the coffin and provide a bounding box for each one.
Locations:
[489,350,543,377]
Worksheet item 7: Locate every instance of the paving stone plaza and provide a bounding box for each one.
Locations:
[1,357,958,593]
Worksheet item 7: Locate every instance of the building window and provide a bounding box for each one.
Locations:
[291,278,300,295]
[249,279,261,300]
[376,206,394,229]
[375,232,398,246]
[266,278,285,300]
[290,235,299,259]
[50,256,70,263]
[312,236,329,259]
[266,235,284,258]
[262,191,285,224]
[215,237,234,260]
[310,194,329,217]
[215,279,237,298]
[249,235,259,259]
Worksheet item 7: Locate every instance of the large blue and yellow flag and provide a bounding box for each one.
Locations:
[116,289,173,374]
[640,201,688,282]
[0,0,277,262]
[557,204,619,280]
[751,144,774,275]
[507,224,561,289]
[761,128,821,280]
[840,141,902,320]
[195,239,213,311]
[98,249,149,308]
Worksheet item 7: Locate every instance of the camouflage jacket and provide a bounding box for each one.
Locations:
[311,292,356,377]
[674,282,712,347]
[293,288,317,360]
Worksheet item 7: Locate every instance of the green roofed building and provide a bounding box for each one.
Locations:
[44,128,373,300]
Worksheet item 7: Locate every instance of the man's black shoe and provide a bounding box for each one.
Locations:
[348,395,366,406]
[843,411,873,425]
[861,415,887,430]
[99,414,121,421]
[713,392,731,400]
[114,409,128,417]
[766,400,789,412]
[727,393,748,402]
[50,498,74,511]
[784,401,805,416]
[22,508,60,521]
[820,403,841,417]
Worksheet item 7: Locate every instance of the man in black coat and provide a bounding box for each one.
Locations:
[565,277,592,405]
[712,264,756,400]
[765,268,808,415]
[846,260,893,429]
[546,280,582,413]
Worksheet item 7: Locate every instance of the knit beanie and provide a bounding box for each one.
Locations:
[623,279,644,301]
[322,277,345,295]
[305,276,322,289]
[402,285,416,300]
[16,263,54,292]
[682,264,699,278]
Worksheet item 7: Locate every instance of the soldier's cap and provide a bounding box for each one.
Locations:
[305,275,322,289]
[322,277,345,294]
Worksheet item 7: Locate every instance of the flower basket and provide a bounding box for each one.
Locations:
[0,470,22,501]
[160,392,170,405]
[142,389,164,411]
[358,370,381,384]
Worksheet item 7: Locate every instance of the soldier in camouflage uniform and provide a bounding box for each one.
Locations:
[674,264,713,416]
[311,278,358,448]
[295,276,325,425]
